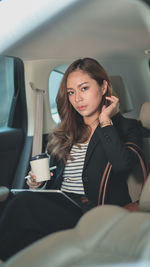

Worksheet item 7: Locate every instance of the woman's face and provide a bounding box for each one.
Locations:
[66,70,106,122]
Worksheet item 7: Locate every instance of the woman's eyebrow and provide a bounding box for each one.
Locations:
[66,87,73,91]
[67,82,89,90]
[78,82,88,88]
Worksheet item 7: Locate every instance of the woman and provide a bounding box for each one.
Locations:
[0,58,143,260]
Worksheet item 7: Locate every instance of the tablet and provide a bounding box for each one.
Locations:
[10,189,81,210]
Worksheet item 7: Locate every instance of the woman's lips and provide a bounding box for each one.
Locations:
[77,105,87,111]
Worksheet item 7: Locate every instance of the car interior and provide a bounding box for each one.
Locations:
[0,0,150,266]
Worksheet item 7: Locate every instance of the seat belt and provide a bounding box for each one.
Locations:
[30,82,45,157]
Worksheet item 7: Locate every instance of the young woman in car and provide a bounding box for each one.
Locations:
[0,58,143,260]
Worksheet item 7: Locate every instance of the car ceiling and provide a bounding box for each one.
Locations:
[0,0,150,60]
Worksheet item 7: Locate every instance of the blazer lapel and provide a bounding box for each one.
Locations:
[84,125,101,169]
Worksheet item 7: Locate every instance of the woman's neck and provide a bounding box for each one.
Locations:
[84,116,99,129]
[84,116,99,142]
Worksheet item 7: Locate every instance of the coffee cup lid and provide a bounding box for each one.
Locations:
[30,153,49,161]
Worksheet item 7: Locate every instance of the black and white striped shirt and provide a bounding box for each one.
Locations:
[61,143,89,195]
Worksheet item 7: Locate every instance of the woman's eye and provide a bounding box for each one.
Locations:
[67,91,74,96]
[82,86,88,91]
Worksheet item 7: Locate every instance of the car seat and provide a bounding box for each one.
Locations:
[2,201,150,267]
[127,101,150,202]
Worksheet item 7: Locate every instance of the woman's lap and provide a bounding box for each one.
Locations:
[0,191,83,260]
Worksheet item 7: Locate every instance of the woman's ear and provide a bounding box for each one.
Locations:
[102,80,108,95]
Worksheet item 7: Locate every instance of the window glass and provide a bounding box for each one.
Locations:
[49,64,68,124]
[0,57,14,127]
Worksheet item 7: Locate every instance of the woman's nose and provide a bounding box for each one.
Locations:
[75,91,82,102]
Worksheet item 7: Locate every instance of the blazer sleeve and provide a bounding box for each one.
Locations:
[96,113,143,173]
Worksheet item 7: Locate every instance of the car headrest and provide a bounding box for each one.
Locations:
[139,102,150,129]
[110,76,133,114]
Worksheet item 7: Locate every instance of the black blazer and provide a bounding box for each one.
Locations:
[47,113,143,207]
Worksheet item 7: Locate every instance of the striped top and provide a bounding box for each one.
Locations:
[61,142,89,195]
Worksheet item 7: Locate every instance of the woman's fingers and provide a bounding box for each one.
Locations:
[29,171,36,180]
[100,96,120,121]
[105,95,119,104]
[26,179,42,188]
[26,170,53,189]
[26,172,42,188]
[107,96,119,112]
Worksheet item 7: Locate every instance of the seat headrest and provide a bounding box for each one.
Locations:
[110,76,133,114]
[139,102,150,129]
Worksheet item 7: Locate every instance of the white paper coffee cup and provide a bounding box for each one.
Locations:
[30,153,50,182]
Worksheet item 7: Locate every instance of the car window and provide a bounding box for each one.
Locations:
[0,56,14,127]
[49,64,69,124]
[49,67,66,123]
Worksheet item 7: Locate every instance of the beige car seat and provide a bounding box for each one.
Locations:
[139,102,150,211]
[139,101,150,172]
[128,102,150,202]
[2,202,150,267]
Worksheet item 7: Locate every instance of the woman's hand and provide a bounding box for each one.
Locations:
[26,171,53,189]
[99,96,119,123]
[26,171,43,189]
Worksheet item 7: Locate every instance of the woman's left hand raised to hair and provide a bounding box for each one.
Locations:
[99,96,120,123]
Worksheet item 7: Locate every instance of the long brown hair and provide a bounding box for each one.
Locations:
[47,58,112,163]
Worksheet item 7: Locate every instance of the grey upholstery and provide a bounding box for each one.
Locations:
[3,205,150,267]
[0,187,9,202]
